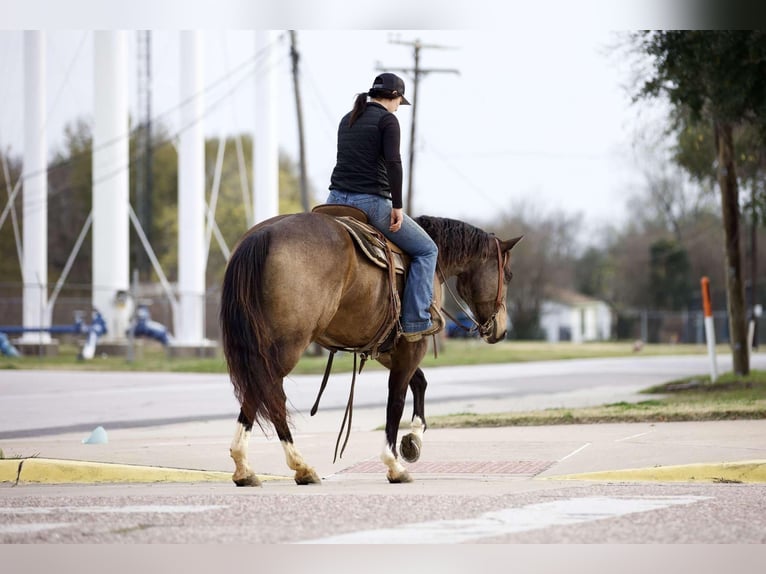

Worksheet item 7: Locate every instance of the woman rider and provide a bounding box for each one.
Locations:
[326,72,443,342]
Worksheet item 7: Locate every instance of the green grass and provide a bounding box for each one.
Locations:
[0,339,727,374]
[426,370,766,428]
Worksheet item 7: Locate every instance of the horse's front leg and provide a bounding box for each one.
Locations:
[380,368,418,484]
[230,409,261,487]
[400,368,427,463]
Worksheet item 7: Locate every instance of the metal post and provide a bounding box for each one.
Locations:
[701,276,718,383]
[289,31,309,212]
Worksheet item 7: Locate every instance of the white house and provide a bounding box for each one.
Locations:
[540,288,612,343]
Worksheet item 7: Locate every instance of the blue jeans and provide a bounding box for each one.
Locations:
[327,189,438,332]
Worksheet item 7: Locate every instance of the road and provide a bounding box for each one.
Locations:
[1,352,766,544]
[3,352,763,438]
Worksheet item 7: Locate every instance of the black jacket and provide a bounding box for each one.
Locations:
[329,102,404,209]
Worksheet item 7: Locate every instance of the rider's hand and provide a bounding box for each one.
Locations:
[389,208,403,232]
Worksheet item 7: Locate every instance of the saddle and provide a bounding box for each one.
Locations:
[311,204,409,359]
[312,204,408,274]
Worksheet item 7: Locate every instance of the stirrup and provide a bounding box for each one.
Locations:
[401,304,445,342]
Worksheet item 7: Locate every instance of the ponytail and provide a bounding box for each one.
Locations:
[348,92,368,127]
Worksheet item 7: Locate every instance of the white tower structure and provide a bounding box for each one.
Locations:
[21,31,49,343]
[176,30,206,346]
[92,31,130,342]
[253,30,279,224]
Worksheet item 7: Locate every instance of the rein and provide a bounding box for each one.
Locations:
[312,233,507,461]
[438,236,508,338]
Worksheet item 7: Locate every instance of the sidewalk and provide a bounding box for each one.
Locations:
[2,404,765,485]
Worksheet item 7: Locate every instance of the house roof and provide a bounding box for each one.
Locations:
[544,286,606,307]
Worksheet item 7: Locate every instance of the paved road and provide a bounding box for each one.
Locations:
[2,352,765,544]
[3,352,763,437]
[2,479,765,543]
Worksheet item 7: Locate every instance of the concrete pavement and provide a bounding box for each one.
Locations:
[2,401,765,486]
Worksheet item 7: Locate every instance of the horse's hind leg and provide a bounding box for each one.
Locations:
[230,409,261,487]
[274,416,321,485]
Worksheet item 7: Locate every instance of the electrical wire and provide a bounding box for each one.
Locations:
[14,33,288,218]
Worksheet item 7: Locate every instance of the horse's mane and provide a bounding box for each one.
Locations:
[414,215,495,269]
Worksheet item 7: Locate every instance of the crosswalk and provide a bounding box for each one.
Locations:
[298,496,711,544]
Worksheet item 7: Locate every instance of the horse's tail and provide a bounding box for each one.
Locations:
[219,228,285,429]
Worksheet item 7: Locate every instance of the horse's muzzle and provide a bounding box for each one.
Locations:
[480,305,507,344]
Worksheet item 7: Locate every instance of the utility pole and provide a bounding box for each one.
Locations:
[379,37,459,215]
[289,30,310,212]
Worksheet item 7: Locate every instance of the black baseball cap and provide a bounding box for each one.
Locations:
[369,72,411,105]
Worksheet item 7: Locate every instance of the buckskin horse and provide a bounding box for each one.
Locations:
[219,207,522,485]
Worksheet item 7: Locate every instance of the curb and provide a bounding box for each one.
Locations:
[0,458,289,485]
[546,459,766,483]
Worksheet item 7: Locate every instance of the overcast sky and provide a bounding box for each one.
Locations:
[0,4,681,245]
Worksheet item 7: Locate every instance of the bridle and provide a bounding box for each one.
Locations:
[439,236,509,339]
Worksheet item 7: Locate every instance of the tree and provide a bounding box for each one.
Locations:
[632,30,766,374]
[489,200,581,339]
[47,119,95,295]
[0,149,23,293]
[649,238,691,310]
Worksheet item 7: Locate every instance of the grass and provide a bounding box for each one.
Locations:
[426,370,766,428]
[0,448,39,459]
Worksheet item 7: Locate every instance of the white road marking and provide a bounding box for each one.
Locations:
[297,496,710,544]
[615,430,654,442]
[558,442,591,461]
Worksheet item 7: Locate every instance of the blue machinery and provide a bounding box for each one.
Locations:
[0,305,172,358]
[0,310,106,359]
[131,304,173,346]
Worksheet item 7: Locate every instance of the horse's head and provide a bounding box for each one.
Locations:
[455,235,523,343]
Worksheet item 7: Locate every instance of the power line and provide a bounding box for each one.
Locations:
[5,34,287,219]
[378,36,459,215]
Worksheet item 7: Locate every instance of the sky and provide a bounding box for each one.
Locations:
[0,3,682,246]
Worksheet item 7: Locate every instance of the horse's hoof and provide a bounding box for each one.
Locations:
[295,468,322,485]
[233,473,262,487]
[387,470,413,484]
[400,433,422,463]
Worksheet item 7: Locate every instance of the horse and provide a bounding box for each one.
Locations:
[219,210,522,485]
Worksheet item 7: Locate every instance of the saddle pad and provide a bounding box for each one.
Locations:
[333,217,407,275]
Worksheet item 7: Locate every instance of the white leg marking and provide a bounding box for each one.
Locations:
[230,422,251,461]
[282,441,320,484]
[380,442,407,476]
[282,441,308,471]
[409,416,425,439]
[230,421,254,480]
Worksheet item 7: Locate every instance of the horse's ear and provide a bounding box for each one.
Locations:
[501,235,523,252]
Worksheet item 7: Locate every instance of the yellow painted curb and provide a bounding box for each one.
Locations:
[0,459,21,483]
[547,460,766,483]
[2,458,288,484]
